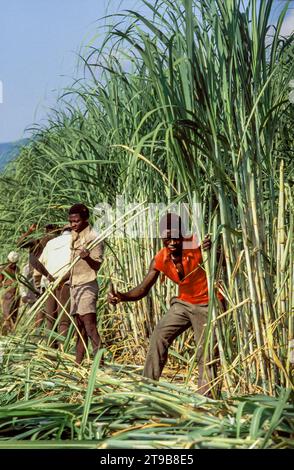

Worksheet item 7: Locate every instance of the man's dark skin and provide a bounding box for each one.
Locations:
[17,223,57,284]
[68,213,101,270]
[32,256,55,284]
[108,230,211,303]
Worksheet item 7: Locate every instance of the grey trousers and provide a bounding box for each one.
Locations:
[143,298,211,385]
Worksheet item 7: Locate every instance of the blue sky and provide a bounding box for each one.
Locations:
[0,0,293,143]
[0,0,149,143]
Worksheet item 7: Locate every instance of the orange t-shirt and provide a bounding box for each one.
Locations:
[154,237,221,305]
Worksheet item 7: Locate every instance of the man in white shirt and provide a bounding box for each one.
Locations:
[37,227,72,340]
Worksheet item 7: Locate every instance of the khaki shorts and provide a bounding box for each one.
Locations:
[70,280,98,316]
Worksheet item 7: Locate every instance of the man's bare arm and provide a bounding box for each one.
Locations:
[79,248,102,271]
[108,258,160,304]
[29,253,54,282]
[17,224,37,249]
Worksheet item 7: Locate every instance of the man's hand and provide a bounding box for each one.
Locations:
[108,289,123,305]
[22,295,31,304]
[79,248,90,259]
[202,234,211,251]
[78,247,102,271]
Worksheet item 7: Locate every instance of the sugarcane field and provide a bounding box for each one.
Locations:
[0,0,293,453]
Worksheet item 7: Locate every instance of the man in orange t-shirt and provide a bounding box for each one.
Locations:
[109,213,222,395]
